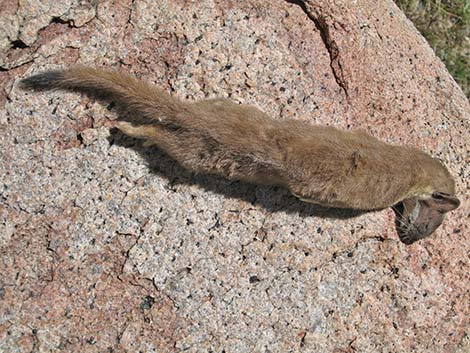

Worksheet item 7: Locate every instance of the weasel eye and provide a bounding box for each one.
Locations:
[432,192,450,200]
[429,192,460,212]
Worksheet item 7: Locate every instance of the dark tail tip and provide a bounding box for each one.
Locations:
[19,70,65,91]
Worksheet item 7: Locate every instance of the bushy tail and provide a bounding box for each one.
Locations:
[19,66,183,122]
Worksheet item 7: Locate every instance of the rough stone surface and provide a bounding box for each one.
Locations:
[1,1,469,352]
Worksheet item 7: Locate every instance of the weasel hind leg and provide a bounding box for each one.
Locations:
[116,121,149,138]
[115,121,203,171]
[115,121,163,146]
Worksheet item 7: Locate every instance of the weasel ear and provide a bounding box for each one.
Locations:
[428,192,460,213]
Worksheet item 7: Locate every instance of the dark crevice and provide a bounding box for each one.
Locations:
[51,16,74,27]
[76,133,84,145]
[286,0,349,98]
[11,39,28,49]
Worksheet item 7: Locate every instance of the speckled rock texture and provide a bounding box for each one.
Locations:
[1,1,469,352]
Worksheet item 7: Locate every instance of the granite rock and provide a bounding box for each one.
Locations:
[0,0,469,352]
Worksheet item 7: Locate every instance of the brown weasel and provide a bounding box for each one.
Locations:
[19,66,460,244]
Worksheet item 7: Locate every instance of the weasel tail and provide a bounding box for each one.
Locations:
[19,66,181,122]
[20,66,460,244]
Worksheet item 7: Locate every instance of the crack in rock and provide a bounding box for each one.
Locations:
[287,0,349,99]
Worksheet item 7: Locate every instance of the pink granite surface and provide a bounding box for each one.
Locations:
[0,0,469,352]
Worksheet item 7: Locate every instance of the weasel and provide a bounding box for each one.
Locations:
[19,66,460,244]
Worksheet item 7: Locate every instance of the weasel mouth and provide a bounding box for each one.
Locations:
[392,199,446,245]
[393,201,419,244]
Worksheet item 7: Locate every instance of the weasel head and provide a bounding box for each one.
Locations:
[393,161,460,244]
